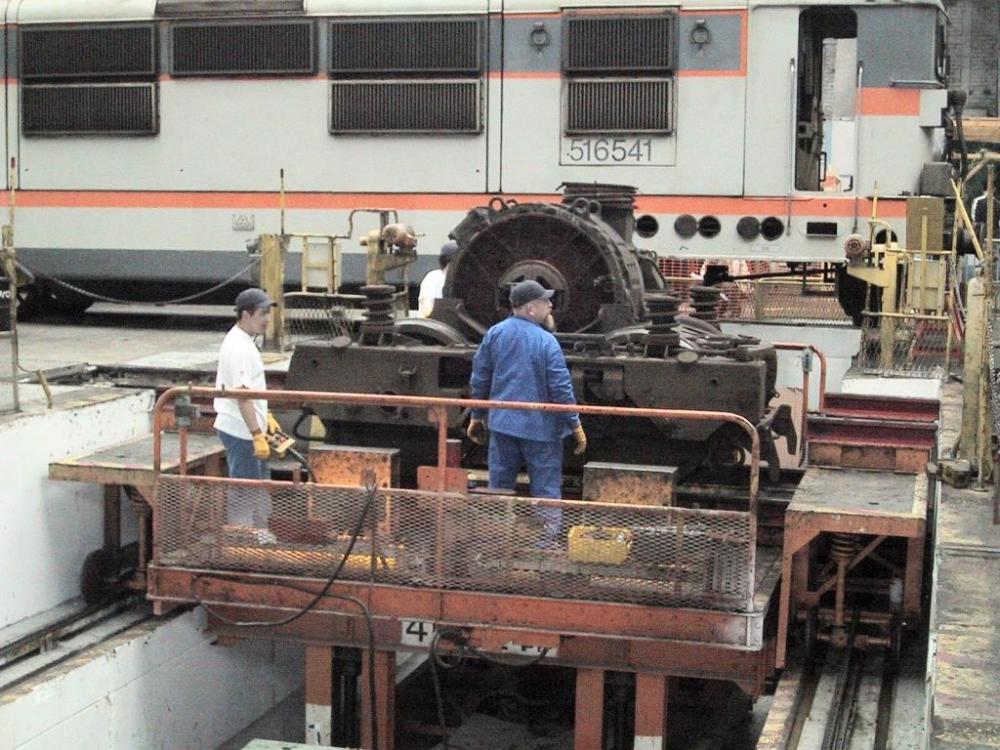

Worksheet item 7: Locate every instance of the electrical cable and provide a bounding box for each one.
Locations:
[191,475,377,629]
[284,444,316,483]
[426,625,552,749]
[197,575,379,750]
[190,475,381,747]
[11,255,260,306]
[428,637,452,750]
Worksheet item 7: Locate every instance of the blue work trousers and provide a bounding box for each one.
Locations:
[218,430,272,527]
[488,431,564,546]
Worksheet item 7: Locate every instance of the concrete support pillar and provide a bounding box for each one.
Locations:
[634,673,669,750]
[305,645,333,746]
[574,668,605,750]
[960,275,986,465]
[360,650,396,750]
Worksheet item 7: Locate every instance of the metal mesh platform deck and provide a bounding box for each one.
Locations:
[154,474,757,612]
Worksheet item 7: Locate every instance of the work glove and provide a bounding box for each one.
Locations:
[252,432,271,460]
[572,424,587,455]
[467,418,487,445]
[266,412,281,435]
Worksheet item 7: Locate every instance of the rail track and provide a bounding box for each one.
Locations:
[761,622,902,750]
[0,593,151,694]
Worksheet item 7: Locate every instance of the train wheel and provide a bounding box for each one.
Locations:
[80,548,120,604]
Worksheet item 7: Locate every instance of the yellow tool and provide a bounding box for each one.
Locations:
[266,429,296,459]
[568,525,633,565]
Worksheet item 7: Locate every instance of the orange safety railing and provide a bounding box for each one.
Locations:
[152,388,764,611]
[153,387,762,511]
[772,342,829,458]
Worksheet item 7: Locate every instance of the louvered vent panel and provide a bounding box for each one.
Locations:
[172,22,314,75]
[330,19,481,75]
[23,84,158,136]
[156,0,304,15]
[567,79,673,134]
[21,26,156,79]
[330,81,480,133]
[565,15,675,74]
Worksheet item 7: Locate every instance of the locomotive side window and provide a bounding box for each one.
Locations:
[328,18,484,134]
[795,9,857,192]
[20,25,159,136]
[171,21,315,76]
[562,13,676,135]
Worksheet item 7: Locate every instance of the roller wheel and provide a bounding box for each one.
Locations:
[80,548,119,604]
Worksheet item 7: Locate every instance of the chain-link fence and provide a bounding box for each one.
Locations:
[282,291,358,347]
[657,258,851,325]
[856,313,955,377]
[154,474,756,612]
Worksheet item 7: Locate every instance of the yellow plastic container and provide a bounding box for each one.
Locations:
[567,525,633,565]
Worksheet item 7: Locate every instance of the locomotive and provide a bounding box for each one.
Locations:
[4,0,952,314]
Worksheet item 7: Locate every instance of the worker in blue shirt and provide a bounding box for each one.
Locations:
[467,280,587,546]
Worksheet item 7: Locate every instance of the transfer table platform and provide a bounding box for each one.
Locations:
[776,467,928,666]
[49,431,227,594]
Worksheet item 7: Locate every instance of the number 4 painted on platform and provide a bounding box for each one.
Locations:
[400,619,435,646]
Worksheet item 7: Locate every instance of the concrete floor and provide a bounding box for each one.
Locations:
[16,304,231,371]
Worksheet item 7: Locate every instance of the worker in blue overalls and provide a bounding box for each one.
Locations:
[467,280,587,547]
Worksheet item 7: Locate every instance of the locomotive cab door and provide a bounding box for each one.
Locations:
[795,8,858,193]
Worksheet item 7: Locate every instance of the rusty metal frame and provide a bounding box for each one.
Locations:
[771,342,829,462]
[150,388,771,749]
[775,473,928,668]
[48,431,227,591]
[152,386,763,615]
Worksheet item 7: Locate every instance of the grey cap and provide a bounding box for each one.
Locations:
[440,240,460,258]
[235,287,276,313]
[509,280,555,308]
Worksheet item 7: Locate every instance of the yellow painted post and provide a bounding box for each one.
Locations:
[879,249,899,370]
[258,233,287,351]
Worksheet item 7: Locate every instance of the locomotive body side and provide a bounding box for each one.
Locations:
[3,0,947,301]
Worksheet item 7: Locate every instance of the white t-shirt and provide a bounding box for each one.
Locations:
[213,324,268,440]
[418,268,446,317]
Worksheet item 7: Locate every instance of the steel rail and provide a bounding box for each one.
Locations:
[0,594,148,692]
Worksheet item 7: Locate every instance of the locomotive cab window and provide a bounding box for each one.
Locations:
[795,8,857,192]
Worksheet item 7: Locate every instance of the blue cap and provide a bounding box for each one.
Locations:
[440,240,459,258]
[509,280,555,308]
[235,288,276,313]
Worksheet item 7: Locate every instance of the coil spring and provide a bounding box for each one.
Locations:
[830,533,858,564]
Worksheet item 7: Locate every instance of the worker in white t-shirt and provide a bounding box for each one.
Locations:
[417,240,459,317]
[214,287,279,534]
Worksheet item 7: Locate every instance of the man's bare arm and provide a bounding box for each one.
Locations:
[236,388,263,434]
